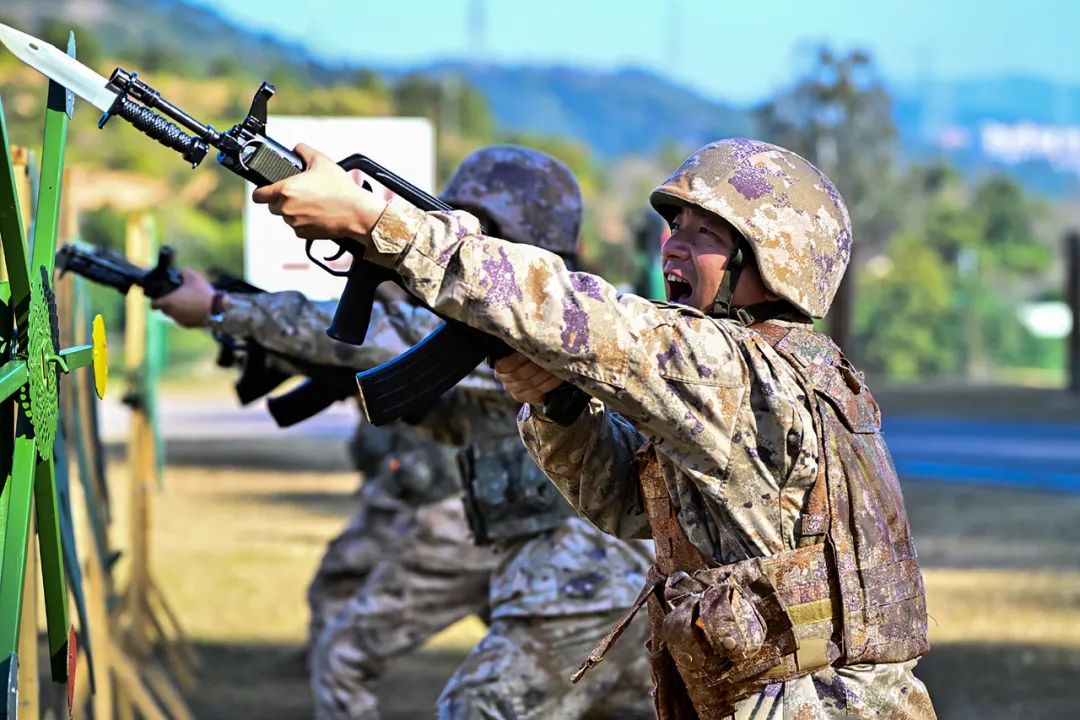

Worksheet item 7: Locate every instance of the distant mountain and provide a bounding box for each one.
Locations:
[895,75,1080,131]
[5,0,1080,194]
[409,63,757,158]
[424,64,1080,194]
[404,63,1080,194]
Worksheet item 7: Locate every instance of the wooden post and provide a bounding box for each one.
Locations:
[55,241,111,720]
[117,214,196,719]
[124,214,153,660]
[16,526,39,720]
[1067,231,1080,394]
[59,271,165,720]
[78,504,114,720]
[4,147,31,286]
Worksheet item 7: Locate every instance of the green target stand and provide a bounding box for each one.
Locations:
[0,35,104,719]
[57,233,179,720]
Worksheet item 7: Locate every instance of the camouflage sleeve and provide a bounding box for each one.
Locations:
[519,400,651,539]
[365,197,748,468]
[206,290,443,369]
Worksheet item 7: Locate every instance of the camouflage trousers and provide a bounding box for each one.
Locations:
[310,498,655,719]
[310,495,498,719]
[436,612,652,720]
[728,660,936,719]
[306,479,415,647]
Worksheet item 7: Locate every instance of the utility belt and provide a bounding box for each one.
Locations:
[459,432,574,545]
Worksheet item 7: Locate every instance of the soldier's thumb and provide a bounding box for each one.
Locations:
[294,143,323,170]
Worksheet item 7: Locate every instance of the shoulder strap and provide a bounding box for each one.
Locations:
[636,443,711,574]
[749,322,830,544]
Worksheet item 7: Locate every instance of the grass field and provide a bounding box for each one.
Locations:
[93,431,1080,719]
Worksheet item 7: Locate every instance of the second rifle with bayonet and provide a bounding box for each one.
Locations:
[56,243,363,426]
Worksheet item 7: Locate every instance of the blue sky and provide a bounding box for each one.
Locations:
[191,0,1076,104]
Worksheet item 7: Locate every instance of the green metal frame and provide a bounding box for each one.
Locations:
[0,33,96,712]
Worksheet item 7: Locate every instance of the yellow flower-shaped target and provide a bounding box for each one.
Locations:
[92,313,108,399]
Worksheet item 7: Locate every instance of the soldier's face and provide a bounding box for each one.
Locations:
[661,207,737,312]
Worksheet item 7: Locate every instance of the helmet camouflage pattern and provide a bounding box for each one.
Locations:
[649,138,852,318]
[441,145,582,256]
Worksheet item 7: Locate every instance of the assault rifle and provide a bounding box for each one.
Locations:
[0,23,590,426]
[56,243,364,426]
[94,74,590,426]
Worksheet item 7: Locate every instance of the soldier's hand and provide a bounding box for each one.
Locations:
[251,144,390,241]
[151,268,216,327]
[494,353,563,406]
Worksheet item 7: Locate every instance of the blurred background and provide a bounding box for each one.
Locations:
[3,1,1079,718]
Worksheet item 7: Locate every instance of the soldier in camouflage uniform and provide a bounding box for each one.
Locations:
[305,422,475,648]
[152,268,486,656]
[255,137,937,718]
[157,146,655,719]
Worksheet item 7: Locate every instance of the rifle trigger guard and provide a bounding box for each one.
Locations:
[305,240,350,277]
[322,246,348,263]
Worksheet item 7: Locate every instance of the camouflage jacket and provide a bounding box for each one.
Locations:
[208,292,477,500]
[207,291,503,398]
[362,197,823,563]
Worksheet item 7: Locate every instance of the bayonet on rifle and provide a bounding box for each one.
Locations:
[56,243,362,426]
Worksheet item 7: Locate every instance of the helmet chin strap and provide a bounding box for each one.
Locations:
[709,240,747,322]
[709,239,798,326]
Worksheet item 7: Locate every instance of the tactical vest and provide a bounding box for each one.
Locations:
[350,423,462,506]
[385,442,463,505]
[574,322,929,718]
[455,394,574,545]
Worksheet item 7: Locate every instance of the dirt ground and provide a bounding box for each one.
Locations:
[98,434,1080,720]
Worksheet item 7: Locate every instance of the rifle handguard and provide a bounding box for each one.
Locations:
[103,94,208,166]
[267,380,354,428]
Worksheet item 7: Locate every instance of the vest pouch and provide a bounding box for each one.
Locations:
[656,578,735,711]
[697,579,768,664]
[459,435,573,545]
[660,561,799,692]
[382,443,462,505]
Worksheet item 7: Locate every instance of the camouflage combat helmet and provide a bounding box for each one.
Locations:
[649,138,852,319]
[441,145,582,256]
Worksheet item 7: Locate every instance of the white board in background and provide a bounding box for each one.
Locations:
[243,115,435,300]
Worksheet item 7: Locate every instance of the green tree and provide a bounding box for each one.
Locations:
[972,176,1052,275]
[757,47,900,357]
[392,74,496,159]
[856,232,957,379]
[854,162,1058,381]
[757,47,900,258]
